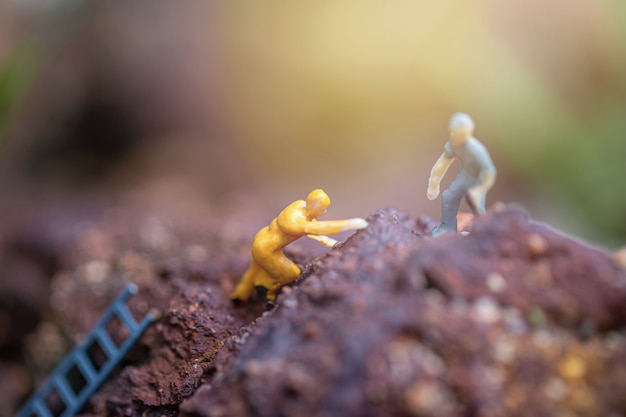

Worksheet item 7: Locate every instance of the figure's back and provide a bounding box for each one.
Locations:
[456,137,495,177]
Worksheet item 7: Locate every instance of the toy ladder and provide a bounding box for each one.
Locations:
[16,284,154,417]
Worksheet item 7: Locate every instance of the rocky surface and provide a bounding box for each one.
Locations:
[4,205,626,417]
[180,206,626,417]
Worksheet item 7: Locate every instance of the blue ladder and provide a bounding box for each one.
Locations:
[16,284,155,417]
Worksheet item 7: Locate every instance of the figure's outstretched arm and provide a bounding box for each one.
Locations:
[427,152,455,200]
[304,218,368,235]
[307,234,338,247]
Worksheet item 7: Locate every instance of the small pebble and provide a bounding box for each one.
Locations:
[527,233,548,257]
[613,247,626,270]
[405,381,454,416]
[83,260,110,284]
[486,272,506,292]
[492,338,515,363]
[283,297,298,309]
[472,297,501,324]
[544,377,568,401]
[558,355,587,382]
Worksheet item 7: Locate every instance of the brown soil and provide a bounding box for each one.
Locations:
[4,205,626,417]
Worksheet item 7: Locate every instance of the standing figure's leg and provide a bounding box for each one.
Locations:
[466,170,495,215]
[466,189,487,215]
[433,169,475,236]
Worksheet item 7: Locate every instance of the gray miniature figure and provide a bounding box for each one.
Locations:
[426,112,496,236]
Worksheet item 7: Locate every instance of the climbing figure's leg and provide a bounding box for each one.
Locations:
[254,251,301,301]
[231,261,260,302]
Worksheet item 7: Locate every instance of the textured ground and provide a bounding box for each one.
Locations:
[4,205,626,417]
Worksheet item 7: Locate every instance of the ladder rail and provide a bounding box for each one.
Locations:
[113,302,139,333]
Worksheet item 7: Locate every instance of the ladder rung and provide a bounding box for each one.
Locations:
[94,328,118,359]
[32,398,53,417]
[113,302,139,332]
[74,350,98,383]
[51,375,75,409]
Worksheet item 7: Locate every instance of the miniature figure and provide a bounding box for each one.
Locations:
[427,112,496,236]
[231,189,368,302]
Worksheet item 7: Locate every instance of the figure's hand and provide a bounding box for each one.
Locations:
[307,234,338,247]
[427,183,440,200]
[342,218,368,231]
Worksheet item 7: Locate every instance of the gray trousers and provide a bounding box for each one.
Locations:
[433,168,482,236]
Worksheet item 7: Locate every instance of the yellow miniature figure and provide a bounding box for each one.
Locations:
[231,189,368,302]
[427,113,496,236]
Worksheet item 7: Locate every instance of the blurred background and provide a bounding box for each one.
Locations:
[0,0,625,246]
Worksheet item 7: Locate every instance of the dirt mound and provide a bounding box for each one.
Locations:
[180,207,626,417]
[7,206,626,417]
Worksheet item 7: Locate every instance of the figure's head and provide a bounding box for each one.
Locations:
[448,112,475,145]
[305,189,331,219]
